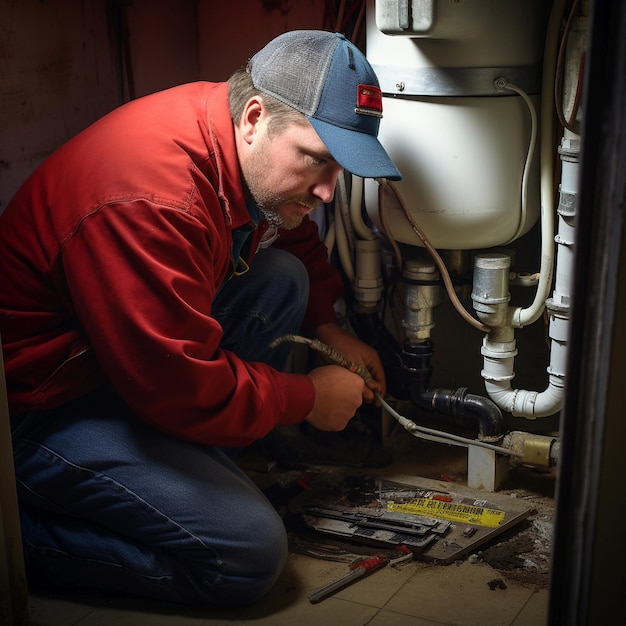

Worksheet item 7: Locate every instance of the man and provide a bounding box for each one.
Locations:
[0,30,401,606]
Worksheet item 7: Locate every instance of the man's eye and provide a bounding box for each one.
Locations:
[307,155,325,166]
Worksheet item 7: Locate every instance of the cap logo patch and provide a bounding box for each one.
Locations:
[355,84,383,118]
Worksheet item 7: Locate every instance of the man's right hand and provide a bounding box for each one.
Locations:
[305,365,365,431]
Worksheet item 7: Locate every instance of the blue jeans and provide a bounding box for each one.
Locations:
[11,248,309,606]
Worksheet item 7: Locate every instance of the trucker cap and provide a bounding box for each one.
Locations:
[248,30,402,181]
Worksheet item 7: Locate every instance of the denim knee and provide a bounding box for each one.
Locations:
[193,505,289,606]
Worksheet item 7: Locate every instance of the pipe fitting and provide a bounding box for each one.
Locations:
[502,431,560,467]
[401,339,504,441]
[472,253,511,327]
[353,238,384,310]
[402,259,441,342]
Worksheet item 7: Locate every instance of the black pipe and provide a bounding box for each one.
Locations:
[401,339,503,441]
[349,313,503,441]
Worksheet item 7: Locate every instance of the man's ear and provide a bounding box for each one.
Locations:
[239,97,265,145]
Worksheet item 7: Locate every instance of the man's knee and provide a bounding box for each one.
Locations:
[192,509,289,606]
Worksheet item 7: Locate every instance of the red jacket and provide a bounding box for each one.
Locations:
[0,82,344,446]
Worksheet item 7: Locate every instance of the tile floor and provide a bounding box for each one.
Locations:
[26,425,554,626]
[28,554,549,626]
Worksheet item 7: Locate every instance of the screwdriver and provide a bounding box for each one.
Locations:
[308,554,388,604]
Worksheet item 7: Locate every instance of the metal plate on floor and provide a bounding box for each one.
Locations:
[297,474,533,564]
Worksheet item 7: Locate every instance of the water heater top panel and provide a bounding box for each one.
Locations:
[376,0,492,38]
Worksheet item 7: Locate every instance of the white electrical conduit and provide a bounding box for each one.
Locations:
[329,172,380,283]
[333,174,355,282]
[508,0,565,329]
[497,79,537,245]
[336,172,356,258]
[348,174,376,241]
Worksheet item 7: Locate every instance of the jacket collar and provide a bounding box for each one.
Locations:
[205,83,255,230]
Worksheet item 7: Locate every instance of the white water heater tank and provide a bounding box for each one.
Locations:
[364,0,551,250]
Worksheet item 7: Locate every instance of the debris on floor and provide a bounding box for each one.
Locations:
[239,437,556,591]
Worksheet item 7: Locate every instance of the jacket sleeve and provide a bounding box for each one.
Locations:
[60,200,315,447]
[272,215,344,331]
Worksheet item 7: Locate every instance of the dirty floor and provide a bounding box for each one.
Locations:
[27,418,556,626]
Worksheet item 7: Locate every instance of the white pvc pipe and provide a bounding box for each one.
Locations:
[334,175,355,281]
[349,175,376,241]
[510,0,566,329]
[481,152,577,418]
[481,138,577,418]
[482,337,566,418]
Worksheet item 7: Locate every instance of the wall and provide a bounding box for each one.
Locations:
[124,0,199,98]
[197,0,326,80]
[0,0,328,211]
[0,0,119,210]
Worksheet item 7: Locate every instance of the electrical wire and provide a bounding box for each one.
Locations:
[334,187,355,282]
[495,79,538,245]
[376,179,490,334]
[510,0,565,329]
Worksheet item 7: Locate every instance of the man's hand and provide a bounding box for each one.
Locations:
[315,322,386,403]
[305,365,365,431]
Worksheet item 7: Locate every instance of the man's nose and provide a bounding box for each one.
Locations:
[312,167,342,204]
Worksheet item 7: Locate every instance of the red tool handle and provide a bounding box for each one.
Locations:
[309,555,388,604]
[350,555,387,572]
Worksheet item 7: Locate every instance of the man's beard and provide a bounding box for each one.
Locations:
[248,183,321,230]
[244,136,320,230]
[259,204,286,229]
[256,196,319,230]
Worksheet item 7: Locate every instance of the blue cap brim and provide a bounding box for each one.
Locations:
[309,117,402,181]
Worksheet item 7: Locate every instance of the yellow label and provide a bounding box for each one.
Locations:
[387,498,506,528]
